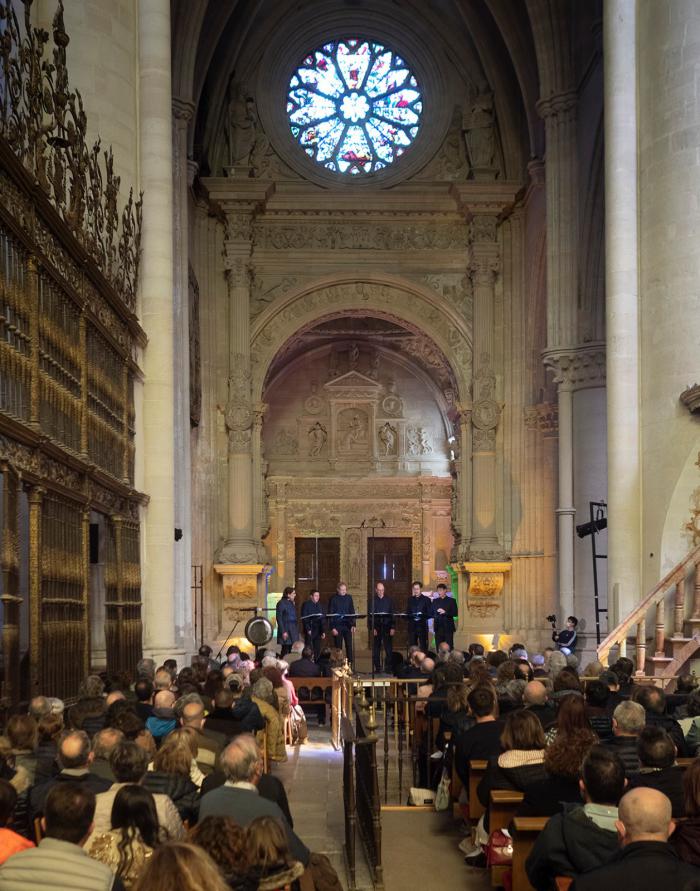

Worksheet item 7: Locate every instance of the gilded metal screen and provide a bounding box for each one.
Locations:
[0,0,145,703]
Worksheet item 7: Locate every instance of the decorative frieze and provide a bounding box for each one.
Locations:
[252,220,468,252]
[543,343,606,391]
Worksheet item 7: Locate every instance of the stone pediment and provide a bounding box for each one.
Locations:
[324,371,383,397]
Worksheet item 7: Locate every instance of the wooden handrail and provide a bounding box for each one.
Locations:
[597,544,700,665]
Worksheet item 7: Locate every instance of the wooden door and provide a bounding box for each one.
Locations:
[295,537,341,615]
[366,537,412,649]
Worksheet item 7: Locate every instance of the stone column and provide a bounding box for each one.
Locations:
[604,0,641,623]
[420,487,433,587]
[171,97,195,654]
[453,404,472,560]
[138,0,182,661]
[469,215,503,562]
[275,481,288,587]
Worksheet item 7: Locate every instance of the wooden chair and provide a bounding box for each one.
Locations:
[33,817,43,844]
[511,816,549,891]
[488,790,525,888]
[469,759,488,820]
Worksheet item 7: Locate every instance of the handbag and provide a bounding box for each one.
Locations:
[485,828,513,866]
[434,768,451,811]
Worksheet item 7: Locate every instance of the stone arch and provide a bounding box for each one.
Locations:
[250,276,473,404]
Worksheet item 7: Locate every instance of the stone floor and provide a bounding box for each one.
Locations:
[272,726,492,891]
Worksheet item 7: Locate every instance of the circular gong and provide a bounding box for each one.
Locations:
[245,615,273,647]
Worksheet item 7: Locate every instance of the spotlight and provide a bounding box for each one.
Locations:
[576,518,607,538]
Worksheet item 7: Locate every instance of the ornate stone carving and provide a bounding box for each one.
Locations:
[378,422,397,456]
[253,220,468,251]
[381,381,404,417]
[225,212,254,243]
[272,429,298,456]
[307,422,327,457]
[458,561,511,616]
[543,344,606,391]
[250,275,298,318]
[463,90,498,178]
[524,403,559,435]
[414,109,469,181]
[680,384,700,414]
[470,214,499,243]
[338,409,369,454]
[407,427,432,455]
[224,358,253,452]
[0,0,142,308]
[225,81,257,169]
[420,273,473,319]
[303,382,325,415]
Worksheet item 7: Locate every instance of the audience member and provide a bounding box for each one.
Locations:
[135,659,156,682]
[634,686,689,756]
[131,841,229,891]
[30,730,112,821]
[34,712,63,784]
[548,650,568,678]
[571,787,699,891]
[603,700,645,775]
[5,716,38,787]
[526,746,626,889]
[287,646,322,679]
[246,815,305,890]
[545,692,594,745]
[627,726,685,817]
[522,681,556,728]
[69,676,107,738]
[585,680,614,740]
[600,669,626,714]
[133,681,154,723]
[189,816,254,890]
[87,785,159,887]
[145,692,177,747]
[91,729,125,783]
[670,757,700,866]
[0,782,124,890]
[199,734,309,865]
[679,689,700,755]
[141,729,200,823]
[91,741,184,841]
[179,700,224,777]
[0,778,34,866]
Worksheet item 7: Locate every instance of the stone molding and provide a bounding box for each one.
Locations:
[172,98,195,122]
[542,343,606,391]
[536,90,578,120]
[524,402,559,436]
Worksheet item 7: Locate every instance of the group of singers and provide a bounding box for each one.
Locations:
[275,580,457,672]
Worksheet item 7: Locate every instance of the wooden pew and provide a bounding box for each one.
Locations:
[511,816,549,891]
[469,760,488,820]
[489,790,524,887]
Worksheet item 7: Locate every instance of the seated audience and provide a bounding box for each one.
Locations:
[247,815,305,890]
[141,729,199,823]
[69,676,107,738]
[250,678,287,764]
[0,778,34,866]
[678,688,700,755]
[627,726,685,817]
[0,782,123,890]
[87,785,159,887]
[285,640,305,666]
[287,646,322,679]
[522,680,556,728]
[205,685,263,739]
[518,714,598,816]
[5,716,39,787]
[34,713,63,784]
[131,841,229,891]
[634,685,689,756]
[477,710,547,825]
[144,691,177,747]
[454,686,503,787]
[179,700,224,776]
[439,683,473,742]
[603,700,645,775]
[526,746,626,889]
[585,680,614,740]
[571,786,699,890]
[199,734,309,865]
[670,757,700,865]
[133,680,154,723]
[600,669,626,714]
[546,691,595,745]
[30,730,112,821]
[91,729,125,783]
[189,816,254,890]
[550,668,583,707]
[92,741,184,841]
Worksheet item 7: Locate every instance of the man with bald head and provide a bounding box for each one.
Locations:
[571,787,700,890]
[180,698,224,775]
[29,730,111,820]
[523,680,556,728]
[145,690,177,745]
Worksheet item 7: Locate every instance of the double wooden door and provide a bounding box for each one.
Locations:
[294,537,341,617]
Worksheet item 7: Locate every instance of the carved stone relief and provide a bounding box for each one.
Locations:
[307,422,327,457]
[378,422,397,457]
[252,220,468,252]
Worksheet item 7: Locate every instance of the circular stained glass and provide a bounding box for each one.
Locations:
[287,39,423,176]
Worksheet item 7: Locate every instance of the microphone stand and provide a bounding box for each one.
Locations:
[363,517,386,681]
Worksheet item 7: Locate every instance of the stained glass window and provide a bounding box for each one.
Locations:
[287,39,423,176]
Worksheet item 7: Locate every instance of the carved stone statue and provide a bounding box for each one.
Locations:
[463,89,497,175]
[378,422,397,456]
[406,427,420,456]
[226,80,257,169]
[308,421,327,457]
[418,427,433,453]
[349,342,360,370]
[343,412,366,450]
[368,350,380,379]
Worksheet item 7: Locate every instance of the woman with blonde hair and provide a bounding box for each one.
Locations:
[247,816,305,891]
[142,728,199,823]
[131,841,230,891]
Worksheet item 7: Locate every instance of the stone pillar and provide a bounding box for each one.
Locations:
[138,0,182,661]
[469,216,503,561]
[420,488,433,587]
[604,0,641,623]
[275,481,288,587]
[453,404,472,560]
[171,97,195,654]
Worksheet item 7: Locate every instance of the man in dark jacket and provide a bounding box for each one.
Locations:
[433,584,457,649]
[406,581,433,652]
[526,745,626,889]
[205,685,264,739]
[571,787,700,891]
[603,700,645,775]
[300,590,326,660]
[635,685,690,757]
[627,726,685,817]
[29,731,112,822]
[288,647,322,679]
[370,582,394,674]
[585,680,614,740]
[523,680,557,729]
[276,587,299,657]
[328,582,356,666]
[454,686,503,788]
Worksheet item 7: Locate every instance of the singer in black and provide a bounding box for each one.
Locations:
[276,586,299,657]
[301,589,326,660]
[370,582,395,674]
[328,581,356,666]
[433,583,457,650]
[406,580,433,652]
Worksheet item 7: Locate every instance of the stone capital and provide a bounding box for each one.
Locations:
[536,90,578,121]
[542,343,606,391]
[456,560,511,618]
[469,242,500,286]
[172,97,195,122]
